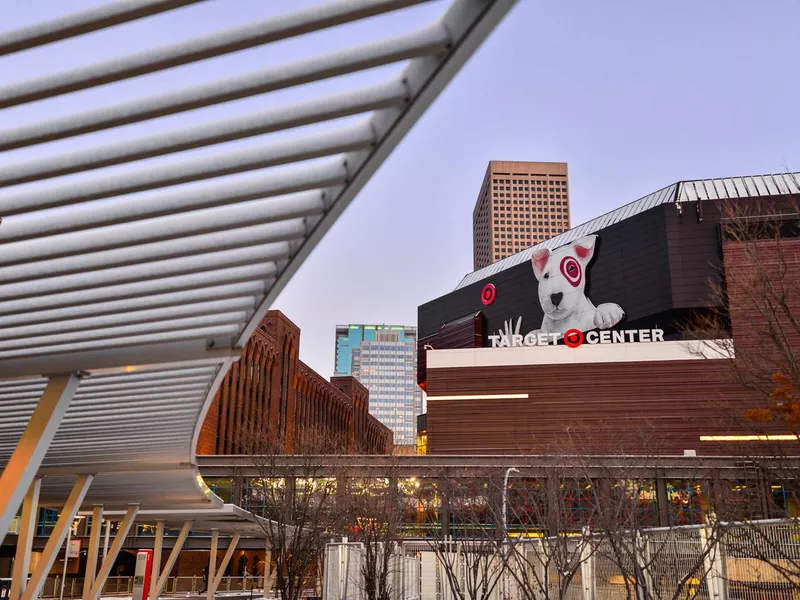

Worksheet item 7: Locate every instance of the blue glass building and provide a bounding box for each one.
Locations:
[334,324,423,446]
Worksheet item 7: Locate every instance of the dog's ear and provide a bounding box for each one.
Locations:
[571,235,597,264]
[531,247,550,280]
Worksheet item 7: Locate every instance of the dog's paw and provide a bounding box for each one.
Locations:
[594,303,625,329]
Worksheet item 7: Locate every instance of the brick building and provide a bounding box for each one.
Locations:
[199,311,393,455]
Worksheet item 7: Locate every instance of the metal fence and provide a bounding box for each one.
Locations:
[324,541,421,600]
[325,519,800,600]
[36,575,265,597]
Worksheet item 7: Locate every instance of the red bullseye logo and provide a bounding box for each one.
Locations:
[563,329,584,348]
[481,283,497,306]
[560,256,582,288]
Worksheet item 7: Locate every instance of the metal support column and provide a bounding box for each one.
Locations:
[102,519,111,560]
[153,520,193,600]
[0,374,82,545]
[440,479,451,538]
[700,524,728,600]
[264,543,275,596]
[10,478,41,600]
[210,533,241,596]
[81,505,104,600]
[21,474,93,600]
[207,529,219,600]
[655,475,670,527]
[580,528,596,600]
[148,520,165,600]
[86,504,140,600]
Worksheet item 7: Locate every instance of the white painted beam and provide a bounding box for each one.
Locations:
[0,374,82,545]
[21,475,93,600]
[10,478,41,600]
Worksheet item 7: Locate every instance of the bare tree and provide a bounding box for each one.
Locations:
[344,463,407,600]
[413,473,508,600]
[238,425,350,600]
[681,196,800,594]
[686,196,800,442]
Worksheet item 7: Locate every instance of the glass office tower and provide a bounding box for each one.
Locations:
[335,324,422,446]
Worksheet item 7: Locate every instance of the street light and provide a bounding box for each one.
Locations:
[501,467,520,600]
[502,466,520,535]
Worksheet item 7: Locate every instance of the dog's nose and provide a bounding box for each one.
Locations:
[550,292,563,307]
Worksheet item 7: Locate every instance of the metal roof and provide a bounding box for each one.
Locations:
[0,0,516,519]
[456,172,800,290]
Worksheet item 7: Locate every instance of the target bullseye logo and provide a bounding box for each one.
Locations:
[560,256,582,288]
[481,283,497,306]
[563,328,584,348]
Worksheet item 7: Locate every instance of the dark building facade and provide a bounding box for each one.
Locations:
[419,173,800,455]
[199,311,393,455]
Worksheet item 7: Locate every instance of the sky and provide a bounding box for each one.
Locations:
[3,0,800,379]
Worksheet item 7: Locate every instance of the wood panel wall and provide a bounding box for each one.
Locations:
[425,359,767,456]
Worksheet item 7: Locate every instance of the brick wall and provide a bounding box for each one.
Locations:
[199,311,392,455]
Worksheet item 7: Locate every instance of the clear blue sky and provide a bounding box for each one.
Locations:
[3,0,799,378]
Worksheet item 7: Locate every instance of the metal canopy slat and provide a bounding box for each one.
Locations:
[0,81,406,172]
[0,163,344,239]
[0,299,255,341]
[0,201,313,264]
[0,325,241,360]
[0,25,449,158]
[2,124,375,213]
[0,0,429,107]
[81,367,217,384]
[0,265,275,316]
[0,237,292,285]
[0,0,206,56]
[0,246,282,301]
[0,286,263,329]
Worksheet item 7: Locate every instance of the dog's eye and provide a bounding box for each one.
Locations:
[543,273,549,279]
[568,264,577,274]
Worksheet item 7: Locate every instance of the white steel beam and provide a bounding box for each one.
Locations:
[0,339,235,379]
[0,26,448,164]
[210,533,242,596]
[9,478,40,600]
[0,0,205,56]
[0,81,406,184]
[20,475,94,600]
[237,0,519,345]
[0,0,428,106]
[152,520,193,599]
[0,325,241,361]
[0,212,309,269]
[0,265,275,316]
[0,313,247,352]
[207,529,219,600]
[81,505,104,600]
[0,162,343,240]
[0,282,265,329]
[148,520,165,600]
[87,504,140,600]
[0,374,82,546]
[0,229,298,285]
[0,245,281,300]
[4,124,375,211]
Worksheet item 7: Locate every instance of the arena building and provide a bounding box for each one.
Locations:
[417,172,800,456]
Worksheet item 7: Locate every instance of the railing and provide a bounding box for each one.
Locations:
[325,519,800,600]
[36,575,266,597]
